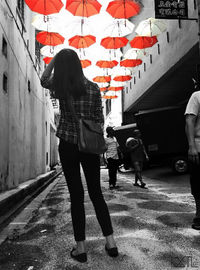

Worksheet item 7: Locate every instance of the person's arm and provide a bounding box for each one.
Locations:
[94,84,104,128]
[185,114,199,164]
[40,56,56,89]
[140,139,149,160]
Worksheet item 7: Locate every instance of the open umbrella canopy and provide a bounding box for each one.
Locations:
[130,36,158,49]
[69,35,96,48]
[100,87,108,92]
[103,19,135,37]
[106,0,140,19]
[31,14,62,32]
[108,86,124,91]
[101,37,128,49]
[93,76,111,83]
[43,56,53,64]
[135,17,167,37]
[80,59,92,68]
[96,60,118,69]
[113,75,132,81]
[102,95,118,99]
[66,0,102,17]
[36,31,65,46]
[124,48,148,59]
[25,0,64,15]
[64,18,95,37]
[120,58,142,67]
[109,80,126,87]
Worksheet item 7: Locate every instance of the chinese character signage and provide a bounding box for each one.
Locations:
[155,0,188,19]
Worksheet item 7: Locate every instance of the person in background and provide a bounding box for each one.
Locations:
[41,49,118,262]
[185,77,200,230]
[105,126,120,189]
[126,129,148,188]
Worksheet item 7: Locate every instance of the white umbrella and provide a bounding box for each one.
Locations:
[40,44,77,57]
[32,14,63,32]
[135,17,167,37]
[63,18,95,38]
[103,19,135,37]
[124,48,149,59]
[109,80,126,87]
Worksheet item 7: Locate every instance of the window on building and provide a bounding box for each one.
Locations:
[178,19,181,29]
[46,152,48,165]
[138,70,140,78]
[2,36,7,57]
[150,54,152,64]
[144,63,146,72]
[3,73,8,93]
[157,44,160,55]
[35,30,42,65]
[126,87,128,93]
[194,0,197,9]
[28,80,31,92]
[130,82,132,89]
[106,99,111,115]
[17,0,25,21]
[134,77,136,84]
[166,31,170,43]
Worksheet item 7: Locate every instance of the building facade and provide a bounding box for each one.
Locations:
[122,0,199,123]
[0,0,58,191]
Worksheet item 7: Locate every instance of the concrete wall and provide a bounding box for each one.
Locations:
[0,0,58,191]
[123,0,199,112]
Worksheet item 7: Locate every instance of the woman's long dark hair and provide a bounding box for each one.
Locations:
[52,49,86,99]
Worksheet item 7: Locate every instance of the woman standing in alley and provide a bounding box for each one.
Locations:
[126,129,148,188]
[40,49,118,263]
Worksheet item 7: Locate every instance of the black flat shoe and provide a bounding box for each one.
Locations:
[105,244,119,257]
[70,248,87,263]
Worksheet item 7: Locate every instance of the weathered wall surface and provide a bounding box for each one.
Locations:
[0,0,58,191]
[123,0,199,112]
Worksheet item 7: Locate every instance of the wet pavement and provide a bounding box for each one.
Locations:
[0,167,200,270]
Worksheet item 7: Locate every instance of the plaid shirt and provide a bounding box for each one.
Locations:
[41,76,104,144]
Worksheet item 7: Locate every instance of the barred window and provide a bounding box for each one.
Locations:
[17,0,24,21]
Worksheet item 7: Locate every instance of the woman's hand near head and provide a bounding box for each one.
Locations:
[41,55,57,89]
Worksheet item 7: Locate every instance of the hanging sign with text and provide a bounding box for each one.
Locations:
[154,0,188,19]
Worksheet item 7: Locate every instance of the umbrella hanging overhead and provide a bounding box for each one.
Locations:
[40,44,78,57]
[43,56,53,64]
[101,37,128,49]
[93,76,111,83]
[108,86,124,91]
[66,0,102,17]
[120,59,142,67]
[100,87,108,92]
[25,0,64,15]
[130,36,158,49]
[36,31,65,46]
[124,48,148,59]
[96,60,118,69]
[32,14,62,32]
[102,95,118,99]
[135,17,167,37]
[80,59,92,68]
[69,35,96,48]
[106,0,140,19]
[109,80,126,87]
[103,19,135,37]
[113,75,132,81]
[64,18,95,37]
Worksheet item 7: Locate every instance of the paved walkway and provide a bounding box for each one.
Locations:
[0,168,200,270]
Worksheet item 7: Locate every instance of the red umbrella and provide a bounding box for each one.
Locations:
[80,59,92,68]
[66,0,102,17]
[102,95,118,99]
[36,31,65,46]
[69,35,96,48]
[130,36,158,49]
[25,0,63,15]
[113,75,132,81]
[93,76,111,83]
[96,60,118,69]
[100,87,108,92]
[108,86,124,91]
[43,56,53,64]
[106,0,140,19]
[120,59,142,67]
[101,37,128,49]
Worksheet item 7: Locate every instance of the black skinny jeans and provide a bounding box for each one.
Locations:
[59,140,113,241]
[189,153,200,200]
[107,158,119,186]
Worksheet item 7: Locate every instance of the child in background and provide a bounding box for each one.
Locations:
[126,129,148,188]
